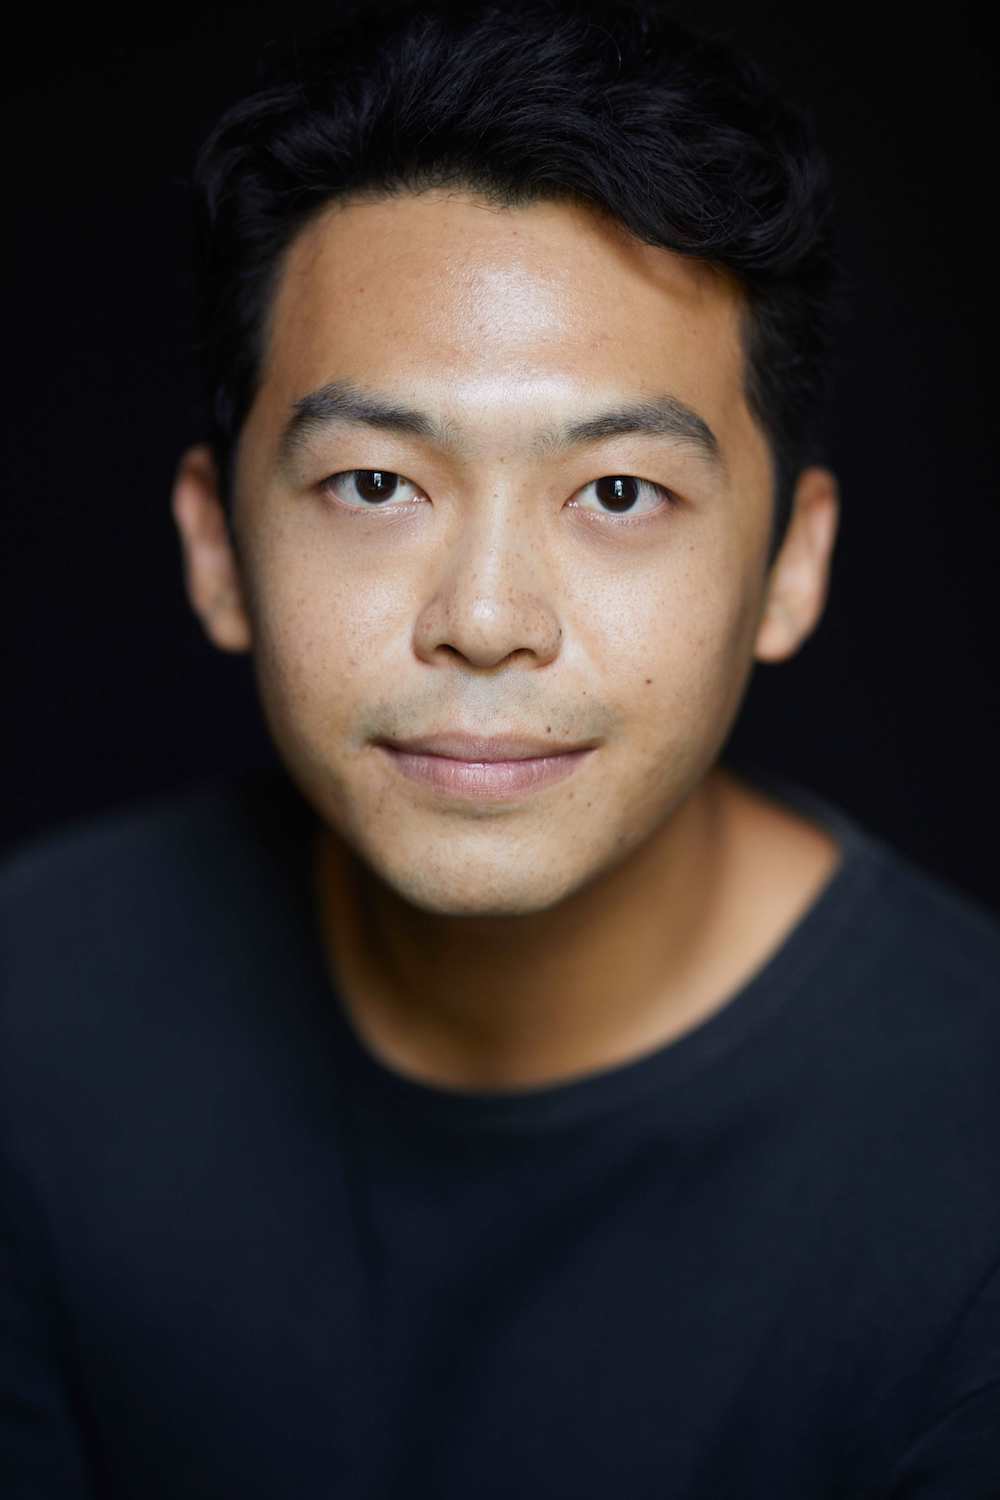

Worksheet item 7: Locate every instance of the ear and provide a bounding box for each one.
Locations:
[171,443,253,653]
[754,465,840,664]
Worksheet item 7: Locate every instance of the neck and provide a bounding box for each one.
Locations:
[313,764,840,1092]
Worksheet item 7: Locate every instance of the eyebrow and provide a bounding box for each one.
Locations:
[278,378,724,473]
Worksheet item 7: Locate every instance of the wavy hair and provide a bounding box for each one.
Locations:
[191,0,842,559]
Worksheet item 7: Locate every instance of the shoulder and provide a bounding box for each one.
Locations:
[737,767,1000,1164]
[844,837,1000,1140]
[741,766,1000,1013]
[2,764,305,910]
[0,767,322,1179]
[727,764,1000,1046]
[0,766,312,1035]
[786,796,1000,1227]
[1,773,253,946]
[851,829,1000,1020]
[755,782,1000,1445]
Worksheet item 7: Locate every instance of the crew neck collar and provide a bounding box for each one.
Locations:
[260,762,889,1134]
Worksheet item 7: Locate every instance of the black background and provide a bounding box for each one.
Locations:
[4,2,998,913]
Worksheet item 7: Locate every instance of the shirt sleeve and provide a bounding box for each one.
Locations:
[886,1260,1000,1499]
[0,1136,97,1497]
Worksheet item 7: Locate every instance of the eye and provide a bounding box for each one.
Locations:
[320,469,424,509]
[570,475,675,520]
[319,468,675,520]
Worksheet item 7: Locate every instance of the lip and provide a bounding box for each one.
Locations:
[377,742,596,801]
[377,732,598,761]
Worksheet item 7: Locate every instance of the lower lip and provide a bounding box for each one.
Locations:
[378,746,594,800]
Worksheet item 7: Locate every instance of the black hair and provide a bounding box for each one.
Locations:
[191,0,842,562]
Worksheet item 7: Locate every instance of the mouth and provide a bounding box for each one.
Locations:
[377,730,599,761]
[375,741,596,801]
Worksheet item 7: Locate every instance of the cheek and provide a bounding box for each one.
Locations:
[598,570,758,837]
[245,527,424,757]
[593,547,759,736]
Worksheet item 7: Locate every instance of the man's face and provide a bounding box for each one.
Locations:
[196,190,817,917]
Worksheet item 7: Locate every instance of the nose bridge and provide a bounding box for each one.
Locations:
[412,480,564,668]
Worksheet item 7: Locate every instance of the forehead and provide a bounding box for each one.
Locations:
[257,189,754,454]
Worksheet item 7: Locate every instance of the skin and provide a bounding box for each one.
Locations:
[172,189,841,1091]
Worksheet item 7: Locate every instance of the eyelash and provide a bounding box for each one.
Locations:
[318,470,678,525]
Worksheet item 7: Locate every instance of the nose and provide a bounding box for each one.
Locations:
[411,498,564,671]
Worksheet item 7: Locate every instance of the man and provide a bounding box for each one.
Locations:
[2,1,998,1495]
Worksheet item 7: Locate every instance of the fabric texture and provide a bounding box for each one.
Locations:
[2,764,999,1498]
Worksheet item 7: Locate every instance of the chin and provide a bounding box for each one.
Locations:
[368,839,592,921]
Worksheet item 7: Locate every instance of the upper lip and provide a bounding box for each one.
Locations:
[378,732,599,762]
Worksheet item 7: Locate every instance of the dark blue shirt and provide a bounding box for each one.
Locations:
[2,767,999,1497]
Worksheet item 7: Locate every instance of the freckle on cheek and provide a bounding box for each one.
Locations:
[644,678,653,685]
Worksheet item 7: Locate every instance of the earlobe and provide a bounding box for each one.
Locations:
[171,443,253,653]
[753,465,840,664]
